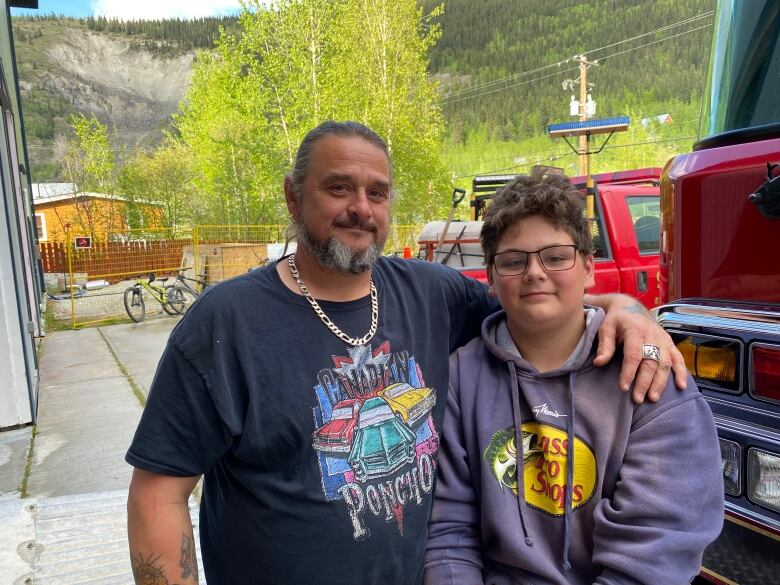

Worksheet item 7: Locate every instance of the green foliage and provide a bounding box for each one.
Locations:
[118,138,197,229]
[60,114,120,240]
[174,0,450,225]
[13,13,241,54]
[330,0,450,222]
[66,113,115,193]
[31,160,64,182]
[91,15,241,57]
[84,15,241,53]
[23,89,70,135]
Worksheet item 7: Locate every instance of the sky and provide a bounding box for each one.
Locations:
[11,0,246,20]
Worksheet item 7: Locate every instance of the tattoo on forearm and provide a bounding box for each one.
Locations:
[180,534,199,581]
[129,535,197,585]
[132,552,180,585]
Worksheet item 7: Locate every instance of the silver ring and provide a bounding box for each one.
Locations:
[642,344,661,362]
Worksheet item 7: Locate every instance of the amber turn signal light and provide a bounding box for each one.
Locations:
[673,333,740,392]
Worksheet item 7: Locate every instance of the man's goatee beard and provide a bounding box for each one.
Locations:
[296,222,384,275]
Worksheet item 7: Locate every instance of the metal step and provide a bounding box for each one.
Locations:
[2,490,203,585]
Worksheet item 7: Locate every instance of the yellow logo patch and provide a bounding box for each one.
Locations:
[484,422,597,516]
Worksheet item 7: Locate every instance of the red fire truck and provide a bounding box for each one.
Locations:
[656,2,780,583]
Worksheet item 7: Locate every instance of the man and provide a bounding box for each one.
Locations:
[126,121,686,585]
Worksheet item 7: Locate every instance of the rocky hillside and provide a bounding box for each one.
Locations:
[13,18,195,179]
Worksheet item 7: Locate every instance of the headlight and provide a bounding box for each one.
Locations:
[720,439,741,496]
[747,448,780,513]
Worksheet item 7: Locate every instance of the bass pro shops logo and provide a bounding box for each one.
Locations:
[484,422,597,515]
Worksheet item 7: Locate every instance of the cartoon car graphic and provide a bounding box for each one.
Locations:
[348,397,416,482]
[376,382,436,427]
[312,399,362,453]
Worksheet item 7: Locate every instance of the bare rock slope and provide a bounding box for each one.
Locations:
[19,23,195,151]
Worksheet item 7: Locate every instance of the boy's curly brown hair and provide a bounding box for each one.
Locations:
[480,170,593,268]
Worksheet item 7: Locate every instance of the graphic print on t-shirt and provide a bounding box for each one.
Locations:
[311,341,439,540]
[484,422,597,515]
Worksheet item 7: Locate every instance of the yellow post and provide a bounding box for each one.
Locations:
[65,228,76,329]
[585,133,591,179]
[585,176,595,220]
[193,225,200,282]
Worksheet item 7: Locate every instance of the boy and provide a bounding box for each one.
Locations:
[424,172,723,585]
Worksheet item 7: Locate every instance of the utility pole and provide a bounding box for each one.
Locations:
[578,55,590,176]
[563,55,597,176]
[551,59,628,222]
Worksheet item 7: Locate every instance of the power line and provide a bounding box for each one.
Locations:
[445,145,569,167]
[593,23,712,63]
[583,11,713,59]
[446,117,699,174]
[442,11,713,100]
[453,151,575,180]
[601,135,696,151]
[453,135,697,179]
[440,65,580,106]
[442,61,568,101]
[445,115,699,171]
[441,13,713,105]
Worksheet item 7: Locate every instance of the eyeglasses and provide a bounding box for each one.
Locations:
[491,245,579,276]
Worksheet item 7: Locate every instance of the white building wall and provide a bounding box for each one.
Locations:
[0,1,40,428]
[0,192,33,426]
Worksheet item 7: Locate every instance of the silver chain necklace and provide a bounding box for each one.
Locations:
[288,255,378,347]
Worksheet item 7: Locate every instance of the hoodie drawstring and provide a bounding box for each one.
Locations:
[561,371,577,571]
[508,361,534,547]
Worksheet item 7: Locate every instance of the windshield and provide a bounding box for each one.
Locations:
[383,384,411,398]
[700,0,780,137]
[331,406,354,420]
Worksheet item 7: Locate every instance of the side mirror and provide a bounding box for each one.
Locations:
[748,162,780,219]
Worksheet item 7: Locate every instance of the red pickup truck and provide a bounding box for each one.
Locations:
[418,168,662,309]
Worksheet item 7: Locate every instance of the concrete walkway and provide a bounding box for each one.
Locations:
[99,318,176,396]
[27,326,143,498]
[0,316,205,584]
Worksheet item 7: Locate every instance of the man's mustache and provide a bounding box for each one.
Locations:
[335,219,378,232]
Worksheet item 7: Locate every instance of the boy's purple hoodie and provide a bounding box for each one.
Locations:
[425,308,723,585]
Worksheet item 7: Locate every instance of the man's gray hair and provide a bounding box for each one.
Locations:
[286,120,391,198]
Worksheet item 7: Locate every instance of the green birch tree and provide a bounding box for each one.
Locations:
[173,0,449,225]
[59,113,120,241]
[118,138,197,232]
[332,0,449,222]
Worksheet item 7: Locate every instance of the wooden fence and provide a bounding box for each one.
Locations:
[39,241,67,273]
[40,239,191,283]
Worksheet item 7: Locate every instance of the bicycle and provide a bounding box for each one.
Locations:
[123,273,180,323]
[164,268,208,316]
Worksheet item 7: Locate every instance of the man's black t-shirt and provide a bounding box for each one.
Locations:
[126,257,496,585]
